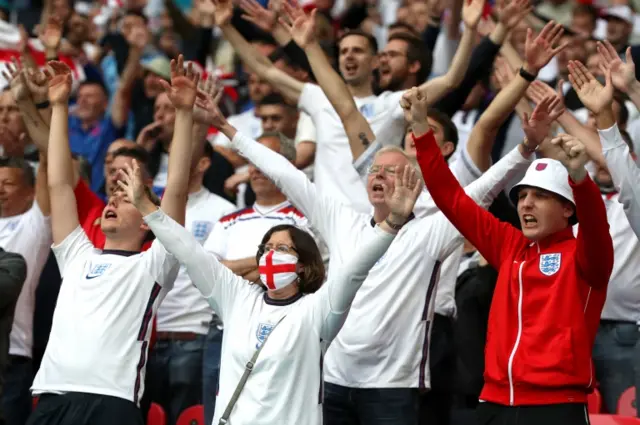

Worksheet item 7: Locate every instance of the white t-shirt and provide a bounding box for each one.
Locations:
[231,132,533,388]
[0,202,51,358]
[32,227,179,404]
[295,112,317,181]
[143,209,395,425]
[156,188,235,334]
[298,84,406,213]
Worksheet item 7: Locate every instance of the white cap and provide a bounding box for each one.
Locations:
[603,5,634,25]
[509,159,575,206]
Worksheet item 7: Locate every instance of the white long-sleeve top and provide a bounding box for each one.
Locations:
[143,208,396,425]
[598,123,640,237]
[231,131,532,389]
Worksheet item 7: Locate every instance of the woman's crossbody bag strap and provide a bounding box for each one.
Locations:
[218,316,286,425]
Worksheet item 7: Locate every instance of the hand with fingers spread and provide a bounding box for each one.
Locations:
[497,0,532,31]
[462,0,487,30]
[400,87,430,137]
[193,75,225,124]
[549,133,590,182]
[136,122,163,151]
[524,21,568,75]
[567,59,613,114]
[39,15,63,52]
[522,94,565,148]
[384,164,423,225]
[280,2,316,49]
[2,58,30,103]
[156,55,201,110]
[239,0,281,34]
[44,61,73,105]
[212,0,234,27]
[597,40,636,92]
[25,67,50,104]
[525,79,565,113]
[194,0,216,17]
[116,160,148,211]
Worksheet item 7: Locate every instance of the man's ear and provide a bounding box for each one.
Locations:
[440,141,455,159]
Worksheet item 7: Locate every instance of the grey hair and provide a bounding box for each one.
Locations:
[373,145,423,179]
[258,131,297,163]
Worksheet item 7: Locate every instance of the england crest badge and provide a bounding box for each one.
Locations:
[256,323,275,349]
[539,253,561,276]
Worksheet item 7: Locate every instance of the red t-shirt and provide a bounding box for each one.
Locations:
[73,180,157,347]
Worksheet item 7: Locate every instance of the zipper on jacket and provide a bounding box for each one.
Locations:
[507,261,525,405]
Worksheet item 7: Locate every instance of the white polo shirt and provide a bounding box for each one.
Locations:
[0,202,51,358]
[231,132,532,388]
[32,227,179,404]
[298,83,406,214]
[155,188,235,334]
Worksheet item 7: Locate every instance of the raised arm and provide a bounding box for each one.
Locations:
[45,62,80,244]
[155,55,200,225]
[213,0,304,102]
[405,87,525,268]
[418,0,484,104]
[110,24,145,129]
[317,166,421,340]
[280,5,375,161]
[118,162,249,320]
[0,250,27,311]
[596,41,640,112]
[549,134,614,287]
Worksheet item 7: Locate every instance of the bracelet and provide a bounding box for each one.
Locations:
[520,137,539,153]
[35,100,50,110]
[385,217,406,231]
[519,67,537,82]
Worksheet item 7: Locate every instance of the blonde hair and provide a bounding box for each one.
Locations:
[258,131,297,163]
[373,145,423,180]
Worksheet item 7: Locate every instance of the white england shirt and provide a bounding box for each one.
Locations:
[32,227,179,404]
[0,202,51,358]
[232,131,533,388]
[143,209,396,425]
[156,188,235,334]
[298,83,406,214]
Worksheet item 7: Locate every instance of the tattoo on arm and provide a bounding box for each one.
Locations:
[359,132,370,147]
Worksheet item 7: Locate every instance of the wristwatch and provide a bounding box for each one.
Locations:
[520,137,539,154]
[519,67,537,82]
[385,217,406,231]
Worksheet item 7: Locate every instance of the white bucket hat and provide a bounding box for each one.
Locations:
[509,159,577,223]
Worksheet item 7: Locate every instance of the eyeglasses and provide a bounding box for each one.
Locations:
[379,50,407,59]
[367,165,397,175]
[258,244,297,255]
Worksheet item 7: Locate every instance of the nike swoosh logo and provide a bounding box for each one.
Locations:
[85,274,103,280]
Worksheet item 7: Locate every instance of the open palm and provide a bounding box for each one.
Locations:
[157,55,200,110]
[281,2,316,48]
[462,0,486,30]
[567,60,613,114]
[524,21,567,73]
[384,165,422,219]
[117,161,146,209]
[212,0,233,26]
[522,95,564,146]
[597,41,636,92]
[45,61,72,104]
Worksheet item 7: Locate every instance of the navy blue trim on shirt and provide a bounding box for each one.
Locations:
[369,212,416,228]
[264,291,303,306]
[101,249,141,257]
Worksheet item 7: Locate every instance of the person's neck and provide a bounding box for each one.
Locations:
[187,179,203,195]
[255,193,287,207]
[372,205,390,224]
[103,237,143,252]
[348,81,374,98]
[267,283,300,300]
[399,76,418,92]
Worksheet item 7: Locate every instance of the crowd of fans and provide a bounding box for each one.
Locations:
[0,0,640,424]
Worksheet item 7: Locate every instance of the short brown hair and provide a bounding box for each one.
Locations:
[256,225,325,294]
[337,29,378,54]
[387,33,432,83]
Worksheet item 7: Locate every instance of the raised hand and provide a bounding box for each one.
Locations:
[39,15,63,52]
[280,2,316,48]
[549,133,590,181]
[193,77,227,129]
[524,21,568,74]
[156,55,201,110]
[25,67,50,104]
[212,0,234,27]
[492,57,516,90]
[239,0,280,33]
[497,0,532,31]
[116,160,147,209]
[567,59,613,114]
[597,40,636,93]
[194,0,216,17]
[2,58,30,103]
[136,121,163,151]
[383,164,423,221]
[400,86,429,137]
[193,75,225,124]
[522,94,565,147]
[525,79,565,113]
[124,24,149,51]
[44,61,72,104]
[462,0,487,30]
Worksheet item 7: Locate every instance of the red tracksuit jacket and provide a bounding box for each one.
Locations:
[414,131,614,406]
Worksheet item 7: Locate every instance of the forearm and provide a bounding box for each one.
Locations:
[221,24,277,82]
[162,109,193,225]
[557,112,607,167]
[111,49,141,128]
[489,23,509,46]
[220,257,257,277]
[17,99,50,153]
[48,104,74,188]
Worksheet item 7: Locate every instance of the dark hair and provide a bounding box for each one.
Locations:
[0,157,35,187]
[620,129,635,153]
[573,4,598,22]
[203,140,214,158]
[388,22,420,37]
[387,33,432,82]
[257,93,296,110]
[112,146,150,167]
[337,29,378,55]
[123,9,149,24]
[78,80,109,97]
[256,225,325,294]
[427,108,459,159]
